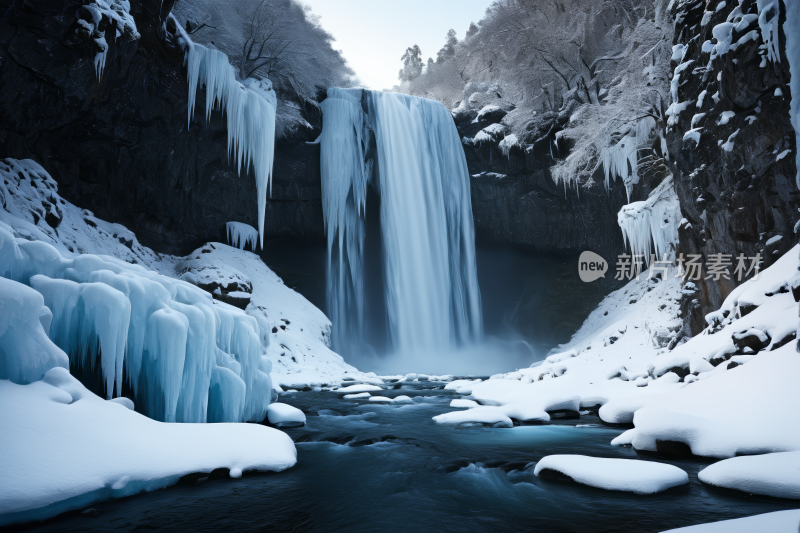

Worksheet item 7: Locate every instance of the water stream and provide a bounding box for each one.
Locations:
[15,380,797,533]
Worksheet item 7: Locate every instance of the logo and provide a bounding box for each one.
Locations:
[579,251,607,282]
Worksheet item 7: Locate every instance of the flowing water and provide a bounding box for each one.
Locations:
[14,381,797,533]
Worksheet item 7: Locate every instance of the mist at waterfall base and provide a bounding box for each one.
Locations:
[261,88,625,377]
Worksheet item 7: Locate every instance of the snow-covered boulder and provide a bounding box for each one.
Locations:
[698,451,800,499]
[0,368,296,527]
[266,403,306,428]
[533,455,688,494]
[660,510,800,532]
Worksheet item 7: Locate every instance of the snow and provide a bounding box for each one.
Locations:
[342,392,370,399]
[698,451,800,499]
[472,104,502,123]
[226,221,259,251]
[0,368,295,527]
[718,110,735,125]
[266,402,306,427]
[176,23,276,248]
[433,406,513,427]
[533,455,688,494]
[368,396,394,402]
[333,384,383,394]
[81,0,139,78]
[319,89,482,354]
[720,129,739,152]
[683,128,702,145]
[498,134,519,157]
[450,398,479,408]
[660,510,800,532]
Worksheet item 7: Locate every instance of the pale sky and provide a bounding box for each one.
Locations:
[301,0,494,90]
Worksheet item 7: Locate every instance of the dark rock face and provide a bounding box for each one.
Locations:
[455,107,629,261]
[667,0,798,318]
[0,0,323,255]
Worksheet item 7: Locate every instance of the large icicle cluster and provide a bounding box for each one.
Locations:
[226,221,259,251]
[617,176,682,265]
[319,89,370,351]
[319,89,482,354]
[0,160,272,424]
[176,21,276,248]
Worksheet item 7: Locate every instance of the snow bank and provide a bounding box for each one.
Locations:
[698,451,800,499]
[0,368,295,527]
[660,510,800,532]
[266,402,306,428]
[602,343,800,458]
[534,455,688,494]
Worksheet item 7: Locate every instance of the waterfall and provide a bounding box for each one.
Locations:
[319,89,482,355]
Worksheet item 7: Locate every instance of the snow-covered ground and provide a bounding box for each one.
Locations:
[434,239,800,501]
[0,368,295,527]
[0,157,372,525]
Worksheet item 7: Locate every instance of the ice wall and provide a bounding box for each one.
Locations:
[320,89,482,354]
[176,20,276,248]
[0,160,272,424]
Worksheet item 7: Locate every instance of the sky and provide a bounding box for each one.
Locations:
[301,0,494,90]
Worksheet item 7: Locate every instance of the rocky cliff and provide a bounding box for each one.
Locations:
[0,0,323,255]
[666,0,797,330]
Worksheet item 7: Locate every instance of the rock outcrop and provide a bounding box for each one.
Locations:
[0,0,323,255]
[666,0,798,326]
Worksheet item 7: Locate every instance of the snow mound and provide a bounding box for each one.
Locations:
[698,451,800,499]
[659,510,800,532]
[333,384,383,394]
[266,402,306,428]
[0,368,295,527]
[534,455,688,494]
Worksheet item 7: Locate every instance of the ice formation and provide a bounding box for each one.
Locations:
[0,160,273,424]
[226,221,259,251]
[319,89,482,354]
[176,21,276,248]
[617,176,682,264]
[80,0,140,78]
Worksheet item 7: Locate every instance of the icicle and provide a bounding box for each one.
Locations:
[617,176,682,265]
[207,366,245,423]
[226,221,259,251]
[177,23,276,249]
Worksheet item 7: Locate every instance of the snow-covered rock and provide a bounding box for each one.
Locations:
[0,368,295,527]
[333,384,383,394]
[659,510,800,532]
[698,451,800,499]
[534,455,688,494]
[266,402,306,428]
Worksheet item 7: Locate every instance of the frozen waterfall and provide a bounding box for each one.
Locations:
[319,89,482,355]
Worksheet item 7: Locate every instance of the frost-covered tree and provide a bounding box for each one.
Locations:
[399,45,424,83]
[172,0,352,105]
[465,22,479,39]
[436,29,458,64]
